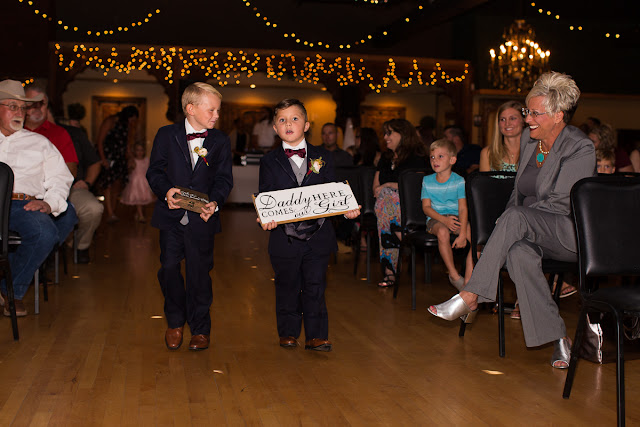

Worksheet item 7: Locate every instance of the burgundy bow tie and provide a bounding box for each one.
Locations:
[187,131,208,141]
[284,148,306,158]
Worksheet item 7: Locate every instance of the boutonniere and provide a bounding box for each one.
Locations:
[194,146,209,166]
[307,157,325,175]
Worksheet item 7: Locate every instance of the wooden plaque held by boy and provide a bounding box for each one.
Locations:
[174,186,209,213]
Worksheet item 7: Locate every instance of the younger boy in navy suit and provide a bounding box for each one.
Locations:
[258,99,359,351]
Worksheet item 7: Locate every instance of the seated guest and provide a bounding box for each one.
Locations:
[0,80,73,316]
[588,123,633,173]
[630,145,640,173]
[596,148,616,174]
[58,121,104,263]
[354,127,381,167]
[479,100,525,173]
[374,119,428,288]
[444,125,481,177]
[428,72,596,368]
[422,139,473,290]
[321,123,353,167]
[24,84,79,252]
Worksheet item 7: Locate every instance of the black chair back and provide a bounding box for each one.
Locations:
[359,166,377,216]
[571,175,640,279]
[466,171,516,263]
[335,166,362,206]
[0,162,14,257]
[398,169,427,233]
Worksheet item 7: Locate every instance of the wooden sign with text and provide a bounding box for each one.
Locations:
[253,181,359,225]
[174,186,209,213]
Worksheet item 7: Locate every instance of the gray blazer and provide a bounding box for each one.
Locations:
[507,125,596,251]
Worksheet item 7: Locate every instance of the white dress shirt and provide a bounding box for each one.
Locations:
[282,139,307,168]
[0,129,73,216]
[185,119,206,166]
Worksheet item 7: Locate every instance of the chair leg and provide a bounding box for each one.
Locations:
[353,234,360,276]
[54,245,60,284]
[498,276,505,357]
[5,268,19,340]
[393,247,402,299]
[34,269,39,315]
[553,273,564,304]
[615,311,626,427]
[424,252,432,284]
[411,246,416,310]
[563,307,589,399]
[366,233,371,283]
[73,227,78,264]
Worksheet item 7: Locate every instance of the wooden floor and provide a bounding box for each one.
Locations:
[0,204,637,426]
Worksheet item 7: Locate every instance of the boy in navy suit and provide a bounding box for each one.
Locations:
[147,83,233,351]
[258,99,359,351]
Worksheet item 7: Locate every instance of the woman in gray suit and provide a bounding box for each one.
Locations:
[428,72,596,368]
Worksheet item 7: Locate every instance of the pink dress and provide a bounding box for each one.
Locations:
[120,157,155,205]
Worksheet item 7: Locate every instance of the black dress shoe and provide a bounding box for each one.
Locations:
[304,338,332,352]
[279,336,297,348]
[76,249,90,264]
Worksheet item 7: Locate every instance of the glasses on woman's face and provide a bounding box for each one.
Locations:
[521,108,547,118]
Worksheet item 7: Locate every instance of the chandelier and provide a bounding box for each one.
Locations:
[489,19,550,93]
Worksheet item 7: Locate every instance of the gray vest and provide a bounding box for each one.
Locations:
[288,157,307,185]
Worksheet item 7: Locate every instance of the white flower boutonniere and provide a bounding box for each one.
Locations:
[307,157,325,175]
[194,146,209,166]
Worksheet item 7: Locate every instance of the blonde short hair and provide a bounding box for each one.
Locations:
[181,82,222,114]
[430,138,457,157]
[526,71,580,124]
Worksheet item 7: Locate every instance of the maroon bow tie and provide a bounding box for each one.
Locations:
[187,131,208,141]
[284,148,306,158]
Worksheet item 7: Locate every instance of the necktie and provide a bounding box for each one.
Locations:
[284,148,306,158]
[187,130,208,141]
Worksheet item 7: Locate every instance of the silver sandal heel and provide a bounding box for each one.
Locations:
[551,337,572,369]
[428,294,478,322]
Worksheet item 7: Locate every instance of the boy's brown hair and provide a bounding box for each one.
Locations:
[430,138,457,157]
[273,98,308,122]
[595,148,616,165]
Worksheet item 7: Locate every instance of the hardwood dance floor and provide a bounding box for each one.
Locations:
[0,205,637,426]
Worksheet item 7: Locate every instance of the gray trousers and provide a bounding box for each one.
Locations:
[464,206,577,347]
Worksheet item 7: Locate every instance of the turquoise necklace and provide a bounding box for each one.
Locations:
[537,141,549,164]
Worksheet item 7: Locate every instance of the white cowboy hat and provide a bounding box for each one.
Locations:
[0,80,44,102]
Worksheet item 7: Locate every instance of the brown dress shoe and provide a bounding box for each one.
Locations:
[188,334,210,351]
[304,338,332,352]
[279,336,297,348]
[165,327,184,350]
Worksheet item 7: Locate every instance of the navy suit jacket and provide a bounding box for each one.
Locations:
[259,143,338,256]
[147,121,233,236]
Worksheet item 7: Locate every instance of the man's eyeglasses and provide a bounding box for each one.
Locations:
[27,101,44,110]
[521,108,548,118]
[0,103,28,113]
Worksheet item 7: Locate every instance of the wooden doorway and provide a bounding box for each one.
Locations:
[91,96,147,144]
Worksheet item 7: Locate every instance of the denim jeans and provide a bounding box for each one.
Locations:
[2,201,59,299]
[54,202,79,245]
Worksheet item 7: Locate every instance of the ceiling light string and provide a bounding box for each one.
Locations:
[238,0,425,50]
[529,2,621,39]
[54,43,468,92]
[17,0,160,37]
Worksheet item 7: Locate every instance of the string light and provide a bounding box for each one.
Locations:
[16,0,160,37]
[238,0,424,49]
[53,42,468,91]
[530,2,621,39]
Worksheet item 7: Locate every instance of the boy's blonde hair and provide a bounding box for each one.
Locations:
[596,148,616,165]
[181,82,222,114]
[430,138,457,157]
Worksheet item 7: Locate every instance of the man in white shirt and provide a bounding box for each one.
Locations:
[251,107,277,151]
[0,80,73,316]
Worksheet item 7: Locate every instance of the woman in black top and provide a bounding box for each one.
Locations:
[373,119,428,287]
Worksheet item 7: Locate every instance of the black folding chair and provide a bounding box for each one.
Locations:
[461,171,577,355]
[397,169,439,310]
[563,175,640,427]
[0,162,19,340]
[353,166,377,282]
